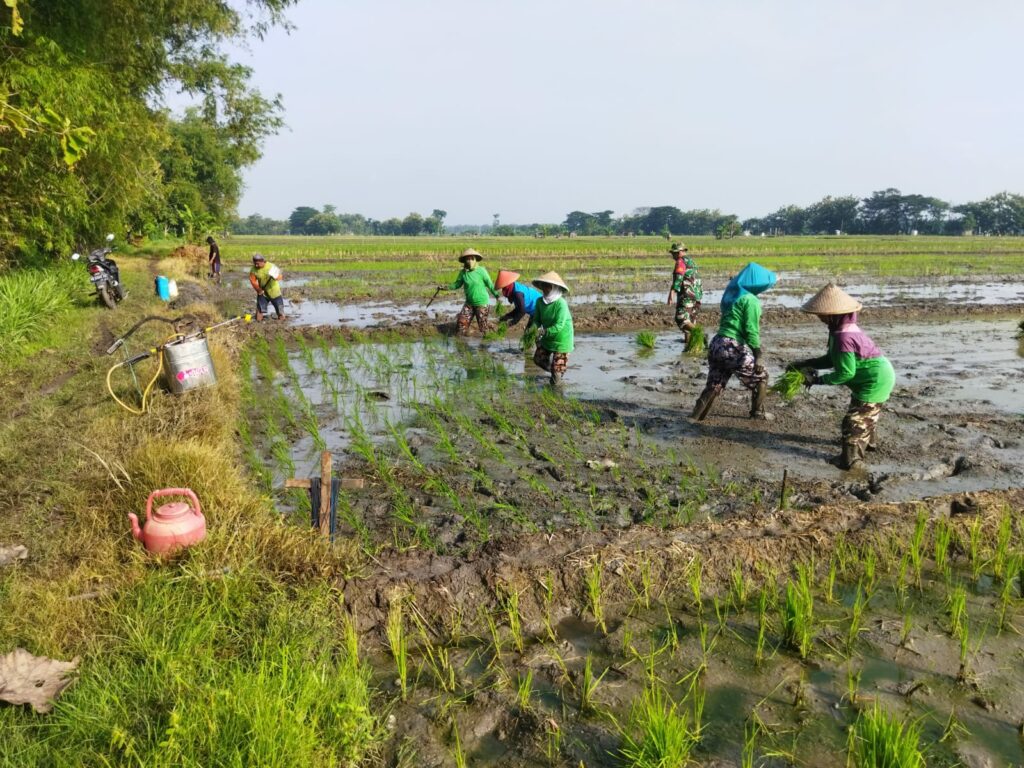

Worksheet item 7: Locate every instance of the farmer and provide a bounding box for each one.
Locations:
[206,236,221,284]
[692,262,777,421]
[495,269,542,326]
[666,243,702,344]
[439,248,499,335]
[526,271,574,385]
[248,253,285,321]
[787,283,896,470]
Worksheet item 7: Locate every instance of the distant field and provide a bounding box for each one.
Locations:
[212,235,1024,299]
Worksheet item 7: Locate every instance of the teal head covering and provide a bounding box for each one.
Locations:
[720,262,777,312]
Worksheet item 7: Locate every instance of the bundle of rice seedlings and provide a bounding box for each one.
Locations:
[635,330,656,350]
[520,325,538,350]
[771,369,807,401]
[684,325,706,355]
[1016,319,1024,339]
[483,322,508,341]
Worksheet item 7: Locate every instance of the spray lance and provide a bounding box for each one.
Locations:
[105,314,252,414]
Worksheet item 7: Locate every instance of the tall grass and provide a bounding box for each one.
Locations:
[0,267,79,361]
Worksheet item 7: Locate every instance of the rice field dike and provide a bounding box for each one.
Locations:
[1,235,1024,767]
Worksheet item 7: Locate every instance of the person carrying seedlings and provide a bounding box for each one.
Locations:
[439,248,499,335]
[495,269,542,326]
[249,253,286,321]
[787,283,896,470]
[666,243,702,344]
[692,262,777,420]
[206,236,221,284]
[526,271,574,385]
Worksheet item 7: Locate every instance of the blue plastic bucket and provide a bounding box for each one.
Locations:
[155,275,170,301]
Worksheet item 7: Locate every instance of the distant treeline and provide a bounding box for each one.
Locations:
[233,189,1024,238]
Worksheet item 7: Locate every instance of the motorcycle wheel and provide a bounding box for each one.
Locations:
[98,285,117,309]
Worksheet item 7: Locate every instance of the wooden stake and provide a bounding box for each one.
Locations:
[319,450,332,538]
[779,468,789,511]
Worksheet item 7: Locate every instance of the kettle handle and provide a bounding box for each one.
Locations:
[145,488,202,521]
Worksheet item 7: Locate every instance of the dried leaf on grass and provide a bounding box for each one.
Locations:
[0,648,80,713]
[0,545,28,567]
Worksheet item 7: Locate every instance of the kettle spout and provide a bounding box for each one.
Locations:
[127,512,143,542]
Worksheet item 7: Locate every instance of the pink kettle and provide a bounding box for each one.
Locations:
[128,488,206,554]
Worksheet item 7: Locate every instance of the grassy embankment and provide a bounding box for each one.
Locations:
[217,235,1024,301]
[0,254,380,765]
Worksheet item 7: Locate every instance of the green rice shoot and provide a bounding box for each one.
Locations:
[521,325,538,350]
[483,322,508,341]
[1016,319,1024,339]
[684,324,706,355]
[771,369,806,401]
[635,330,656,350]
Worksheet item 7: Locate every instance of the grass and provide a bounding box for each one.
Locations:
[0,265,80,362]
[848,702,925,768]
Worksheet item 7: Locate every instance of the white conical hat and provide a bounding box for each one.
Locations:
[801,283,863,315]
[532,271,569,292]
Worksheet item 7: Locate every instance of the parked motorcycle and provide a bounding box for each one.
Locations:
[72,234,124,309]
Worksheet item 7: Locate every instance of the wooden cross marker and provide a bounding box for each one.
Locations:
[285,450,365,538]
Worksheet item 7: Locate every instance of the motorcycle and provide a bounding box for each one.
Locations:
[72,233,124,309]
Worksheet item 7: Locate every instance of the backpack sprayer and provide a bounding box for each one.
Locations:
[105,314,252,414]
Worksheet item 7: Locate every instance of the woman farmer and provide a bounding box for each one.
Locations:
[439,248,499,335]
[788,283,896,470]
[495,270,542,326]
[692,262,777,420]
[666,243,703,344]
[526,271,574,385]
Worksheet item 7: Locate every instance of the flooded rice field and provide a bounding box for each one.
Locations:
[234,298,1024,766]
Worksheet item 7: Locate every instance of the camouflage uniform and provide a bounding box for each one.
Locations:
[842,399,882,459]
[671,255,703,332]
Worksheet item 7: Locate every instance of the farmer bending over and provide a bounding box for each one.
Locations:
[495,269,542,326]
[527,271,574,386]
[249,253,285,321]
[666,243,702,344]
[692,262,777,420]
[439,248,499,335]
[787,283,895,470]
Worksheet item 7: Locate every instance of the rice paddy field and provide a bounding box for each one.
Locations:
[4,235,1024,766]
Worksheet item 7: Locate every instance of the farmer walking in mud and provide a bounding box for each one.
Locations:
[495,269,542,326]
[692,262,777,420]
[249,253,286,321]
[527,271,574,385]
[439,248,499,335]
[207,236,221,284]
[666,243,702,345]
[788,283,896,470]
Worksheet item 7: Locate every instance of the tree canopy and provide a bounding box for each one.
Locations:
[1,0,294,264]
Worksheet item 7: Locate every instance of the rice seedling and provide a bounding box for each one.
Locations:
[417,631,458,693]
[516,670,534,712]
[729,562,749,611]
[993,511,1013,580]
[501,588,525,653]
[956,622,972,684]
[780,565,815,659]
[686,558,704,615]
[520,325,538,351]
[635,330,657,350]
[939,708,971,743]
[450,718,467,768]
[899,613,913,648]
[299,402,327,451]
[770,369,806,401]
[1016,318,1024,339]
[619,685,700,768]
[684,324,706,355]
[741,714,762,768]
[579,654,607,713]
[585,558,607,633]
[754,586,771,666]
[908,508,928,587]
[844,665,863,708]
[823,557,838,605]
[998,553,1021,631]
[848,702,926,768]
[966,517,986,580]
[934,518,954,578]
[482,322,508,341]
[946,584,967,637]
[544,718,562,765]
[626,556,654,612]
[845,582,868,655]
[385,599,409,701]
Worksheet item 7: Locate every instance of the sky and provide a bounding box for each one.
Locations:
[229,0,1024,224]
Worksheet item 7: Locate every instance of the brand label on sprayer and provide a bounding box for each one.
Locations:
[176,365,211,382]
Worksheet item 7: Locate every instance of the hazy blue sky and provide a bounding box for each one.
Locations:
[231,0,1024,224]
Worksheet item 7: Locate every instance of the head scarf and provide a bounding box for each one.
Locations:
[720,262,777,313]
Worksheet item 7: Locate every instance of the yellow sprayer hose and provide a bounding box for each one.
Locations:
[105,333,180,415]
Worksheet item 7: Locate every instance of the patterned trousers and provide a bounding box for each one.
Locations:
[533,347,569,380]
[674,296,701,331]
[456,304,490,334]
[842,398,883,453]
[704,334,767,393]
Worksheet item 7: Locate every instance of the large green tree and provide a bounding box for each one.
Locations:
[0,0,295,264]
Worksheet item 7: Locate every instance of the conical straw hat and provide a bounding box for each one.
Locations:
[495,270,519,290]
[801,283,863,315]
[532,271,569,293]
[459,248,482,263]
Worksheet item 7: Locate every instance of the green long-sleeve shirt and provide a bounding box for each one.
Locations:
[802,339,895,404]
[447,267,498,307]
[529,297,574,353]
[717,293,762,349]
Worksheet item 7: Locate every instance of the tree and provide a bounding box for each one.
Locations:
[304,212,342,235]
[288,207,319,234]
[806,195,860,234]
[431,209,447,234]
[401,212,424,235]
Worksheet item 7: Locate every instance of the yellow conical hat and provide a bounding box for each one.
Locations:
[801,283,863,315]
[532,271,569,293]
